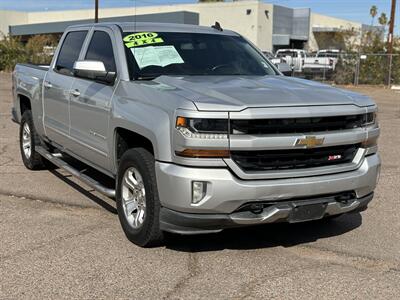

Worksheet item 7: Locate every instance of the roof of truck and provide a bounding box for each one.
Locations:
[68,22,238,36]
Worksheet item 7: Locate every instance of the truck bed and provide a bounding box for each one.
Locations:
[12,63,48,124]
[17,63,49,71]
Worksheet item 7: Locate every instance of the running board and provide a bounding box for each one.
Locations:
[36,146,116,198]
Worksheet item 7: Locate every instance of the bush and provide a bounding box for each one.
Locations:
[329,30,400,85]
[333,55,357,85]
[0,34,28,72]
[0,33,57,71]
[25,35,57,65]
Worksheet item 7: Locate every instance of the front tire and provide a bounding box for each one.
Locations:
[19,110,47,170]
[116,148,164,247]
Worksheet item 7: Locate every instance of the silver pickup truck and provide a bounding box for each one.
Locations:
[12,22,381,247]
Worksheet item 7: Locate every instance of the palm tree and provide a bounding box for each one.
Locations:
[370,5,378,26]
[378,12,388,26]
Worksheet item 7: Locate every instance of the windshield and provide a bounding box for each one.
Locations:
[122,32,278,79]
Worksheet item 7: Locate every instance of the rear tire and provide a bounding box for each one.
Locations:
[116,148,164,247]
[19,110,47,170]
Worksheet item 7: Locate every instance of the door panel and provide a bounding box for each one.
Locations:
[68,30,117,170]
[43,71,74,145]
[69,79,113,169]
[43,30,87,145]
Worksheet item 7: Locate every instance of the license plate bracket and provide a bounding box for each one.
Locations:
[289,203,327,223]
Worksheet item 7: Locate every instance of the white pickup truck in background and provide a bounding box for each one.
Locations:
[275,49,307,72]
[262,51,292,76]
[303,49,340,79]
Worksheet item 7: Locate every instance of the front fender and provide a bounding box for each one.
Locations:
[110,96,173,172]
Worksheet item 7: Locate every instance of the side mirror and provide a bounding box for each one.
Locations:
[73,60,116,84]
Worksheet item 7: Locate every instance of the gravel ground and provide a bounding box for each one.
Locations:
[0,73,399,299]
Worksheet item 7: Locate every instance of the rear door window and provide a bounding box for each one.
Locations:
[55,31,87,75]
[85,31,116,72]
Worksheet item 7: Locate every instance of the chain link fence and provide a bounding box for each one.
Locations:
[291,53,400,86]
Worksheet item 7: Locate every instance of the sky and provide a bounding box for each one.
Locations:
[0,0,397,32]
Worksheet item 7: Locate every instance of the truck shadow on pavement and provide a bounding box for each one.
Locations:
[49,169,117,214]
[165,214,362,252]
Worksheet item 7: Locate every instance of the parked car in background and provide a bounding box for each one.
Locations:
[262,51,292,76]
[275,49,307,72]
[303,49,340,79]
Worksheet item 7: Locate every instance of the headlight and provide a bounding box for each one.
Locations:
[175,116,229,158]
[363,112,377,126]
[361,111,379,149]
[176,116,228,139]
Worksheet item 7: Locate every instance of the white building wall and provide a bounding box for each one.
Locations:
[308,13,362,50]
[256,3,274,51]
[4,1,261,49]
[0,10,28,36]
[24,1,270,50]
[0,1,364,52]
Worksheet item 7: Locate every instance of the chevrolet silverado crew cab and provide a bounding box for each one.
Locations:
[12,22,381,247]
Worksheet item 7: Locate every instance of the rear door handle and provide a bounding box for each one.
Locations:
[70,89,80,97]
[43,81,52,89]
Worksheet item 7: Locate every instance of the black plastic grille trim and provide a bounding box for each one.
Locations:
[230,115,366,134]
[231,144,360,171]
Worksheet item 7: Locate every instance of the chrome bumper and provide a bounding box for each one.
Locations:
[229,193,372,225]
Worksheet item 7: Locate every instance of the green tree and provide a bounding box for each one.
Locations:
[370,5,378,26]
[378,12,388,26]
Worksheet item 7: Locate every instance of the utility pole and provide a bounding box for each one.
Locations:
[387,0,396,55]
[386,0,396,86]
[95,0,99,23]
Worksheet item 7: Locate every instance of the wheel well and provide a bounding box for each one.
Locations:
[115,128,154,165]
[19,95,31,116]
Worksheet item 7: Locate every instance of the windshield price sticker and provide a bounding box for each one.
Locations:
[124,32,164,48]
[131,46,184,69]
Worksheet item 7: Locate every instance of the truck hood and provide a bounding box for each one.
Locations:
[154,75,375,111]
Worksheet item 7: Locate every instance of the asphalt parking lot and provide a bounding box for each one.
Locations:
[0,72,399,299]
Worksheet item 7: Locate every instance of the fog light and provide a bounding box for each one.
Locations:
[192,181,207,204]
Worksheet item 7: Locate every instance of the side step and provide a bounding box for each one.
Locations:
[36,146,116,198]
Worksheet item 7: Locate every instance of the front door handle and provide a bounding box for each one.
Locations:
[43,81,52,89]
[70,89,80,97]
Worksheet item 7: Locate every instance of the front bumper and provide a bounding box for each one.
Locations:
[160,193,373,234]
[156,153,380,234]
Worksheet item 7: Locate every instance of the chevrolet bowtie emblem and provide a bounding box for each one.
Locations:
[295,136,325,148]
